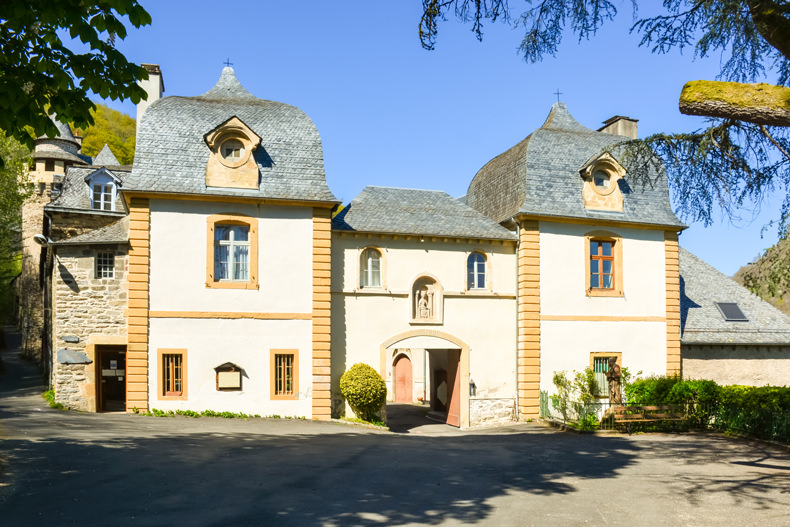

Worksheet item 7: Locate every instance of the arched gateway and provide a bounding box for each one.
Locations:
[380,330,470,428]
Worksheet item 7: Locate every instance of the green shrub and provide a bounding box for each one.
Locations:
[42,389,65,410]
[340,363,387,422]
[625,375,681,404]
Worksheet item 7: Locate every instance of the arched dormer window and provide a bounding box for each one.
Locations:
[360,248,382,288]
[85,168,121,211]
[467,252,486,289]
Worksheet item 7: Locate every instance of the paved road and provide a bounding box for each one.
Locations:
[1,329,789,526]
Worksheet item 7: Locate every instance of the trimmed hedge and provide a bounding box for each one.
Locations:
[340,363,387,422]
[625,377,790,411]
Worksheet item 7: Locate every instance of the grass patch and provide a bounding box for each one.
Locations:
[42,389,65,410]
[341,417,387,428]
[133,408,307,420]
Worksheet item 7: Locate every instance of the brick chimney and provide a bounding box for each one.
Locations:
[598,116,638,139]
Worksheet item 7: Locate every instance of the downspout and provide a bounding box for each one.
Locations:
[502,215,520,420]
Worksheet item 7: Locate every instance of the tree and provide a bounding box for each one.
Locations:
[419,1,790,229]
[0,132,31,320]
[0,1,151,162]
[75,103,137,165]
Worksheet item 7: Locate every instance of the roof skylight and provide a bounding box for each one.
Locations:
[715,302,748,322]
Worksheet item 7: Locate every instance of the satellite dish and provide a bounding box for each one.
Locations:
[33,234,51,247]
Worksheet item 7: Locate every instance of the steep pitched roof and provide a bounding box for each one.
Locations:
[466,103,685,229]
[47,165,130,213]
[93,144,120,166]
[126,67,337,203]
[52,217,128,245]
[680,247,790,345]
[333,186,516,240]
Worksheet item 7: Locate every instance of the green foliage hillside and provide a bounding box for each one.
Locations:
[75,104,136,165]
[734,237,790,316]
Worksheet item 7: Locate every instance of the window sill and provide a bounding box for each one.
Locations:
[206,280,260,290]
[586,288,624,298]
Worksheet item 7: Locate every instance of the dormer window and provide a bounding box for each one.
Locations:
[85,168,120,211]
[579,153,626,212]
[221,139,245,161]
[93,182,114,210]
[593,170,610,189]
[204,116,261,189]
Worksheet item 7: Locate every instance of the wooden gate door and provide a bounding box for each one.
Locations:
[394,355,413,403]
[446,350,461,427]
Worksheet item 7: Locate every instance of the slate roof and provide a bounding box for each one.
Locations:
[47,165,130,213]
[52,217,128,245]
[680,247,790,345]
[93,144,120,166]
[33,149,88,164]
[466,103,685,228]
[333,186,516,240]
[126,67,337,203]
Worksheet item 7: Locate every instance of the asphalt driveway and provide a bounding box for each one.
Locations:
[1,330,789,526]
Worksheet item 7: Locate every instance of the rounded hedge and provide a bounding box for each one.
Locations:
[340,363,387,422]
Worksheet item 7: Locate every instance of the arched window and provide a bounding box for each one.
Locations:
[360,248,382,288]
[467,252,486,289]
[206,214,259,290]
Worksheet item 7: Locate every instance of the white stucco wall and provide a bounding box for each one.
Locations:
[146,199,315,417]
[540,320,667,392]
[331,234,518,425]
[538,222,669,393]
[149,199,313,313]
[149,318,313,417]
[540,222,666,317]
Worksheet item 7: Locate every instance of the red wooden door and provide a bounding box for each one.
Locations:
[394,355,413,403]
[446,350,461,427]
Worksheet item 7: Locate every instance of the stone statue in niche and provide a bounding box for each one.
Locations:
[606,356,622,405]
[415,285,434,319]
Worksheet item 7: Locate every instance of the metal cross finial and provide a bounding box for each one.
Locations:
[554,89,563,102]
[224,58,233,67]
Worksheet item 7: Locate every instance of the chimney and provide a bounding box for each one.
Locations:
[598,116,638,139]
[136,63,165,124]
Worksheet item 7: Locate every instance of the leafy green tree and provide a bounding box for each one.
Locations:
[0,1,151,161]
[419,1,790,229]
[0,132,31,320]
[75,103,137,165]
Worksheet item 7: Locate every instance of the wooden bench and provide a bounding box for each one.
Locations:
[609,405,687,433]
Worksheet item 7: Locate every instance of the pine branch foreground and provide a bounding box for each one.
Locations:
[679,80,790,127]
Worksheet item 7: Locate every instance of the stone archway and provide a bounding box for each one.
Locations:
[380,330,470,428]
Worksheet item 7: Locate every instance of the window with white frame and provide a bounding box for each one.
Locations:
[214,224,250,281]
[360,248,382,288]
[467,252,486,289]
[96,252,115,278]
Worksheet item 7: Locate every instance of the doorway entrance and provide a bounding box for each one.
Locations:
[428,349,461,427]
[97,346,126,412]
[393,354,413,403]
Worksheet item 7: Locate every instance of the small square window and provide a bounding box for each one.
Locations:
[45,160,55,172]
[96,253,115,278]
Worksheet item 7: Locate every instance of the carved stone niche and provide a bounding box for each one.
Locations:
[410,276,443,325]
[579,152,626,212]
[204,116,261,190]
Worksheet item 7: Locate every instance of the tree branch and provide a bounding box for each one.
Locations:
[679,80,790,126]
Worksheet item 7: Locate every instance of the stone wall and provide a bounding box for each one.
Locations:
[50,211,120,241]
[18,188,49,363]
[53,244,128,409]
[470,398,516,427]
[682,344,790,386]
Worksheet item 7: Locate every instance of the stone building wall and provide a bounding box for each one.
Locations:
[50,211,120,241]
[682,344,790,386]
[52,244,128,409]
[18,188,49,363]
[470,398,516,427]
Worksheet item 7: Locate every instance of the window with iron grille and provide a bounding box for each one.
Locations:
[96,253,115,279]
[271,350,298,399]
[593,356,613,397]
[163,353,183,396]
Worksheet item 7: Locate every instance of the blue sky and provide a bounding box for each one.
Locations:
[100,1,784,276]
